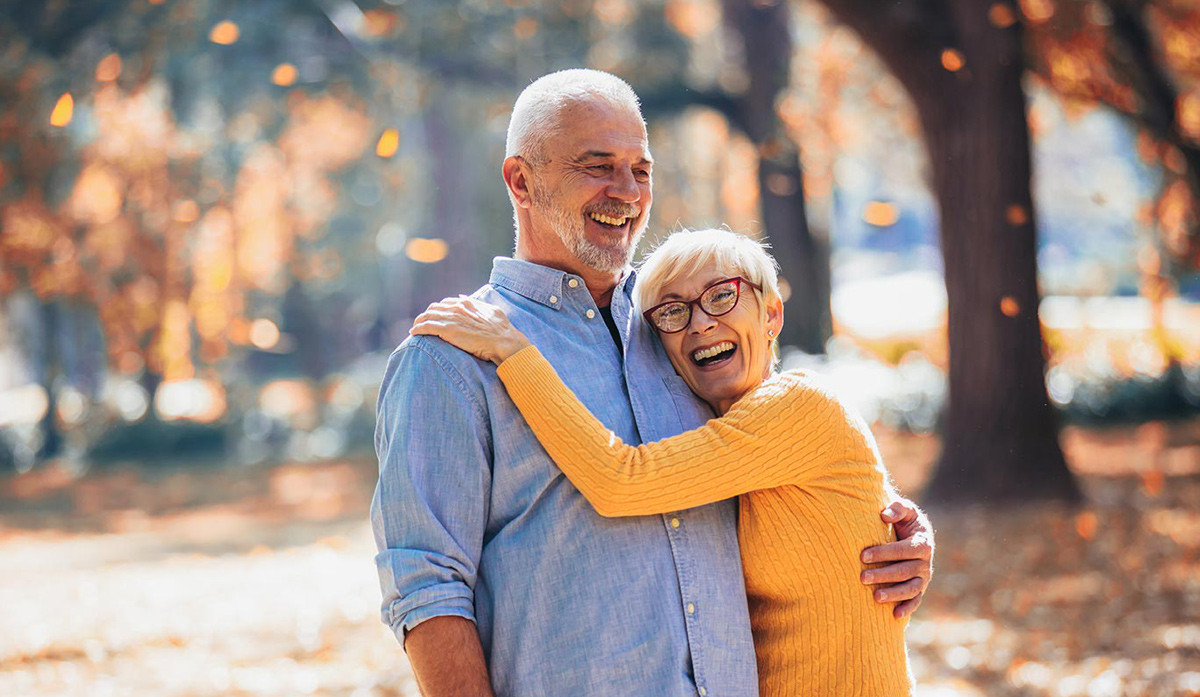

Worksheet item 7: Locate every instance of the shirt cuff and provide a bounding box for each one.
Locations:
[385,589,476,643]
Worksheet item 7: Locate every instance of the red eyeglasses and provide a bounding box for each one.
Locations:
[642,277,762,333]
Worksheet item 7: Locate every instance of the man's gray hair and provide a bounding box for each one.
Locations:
[505,69,644,165]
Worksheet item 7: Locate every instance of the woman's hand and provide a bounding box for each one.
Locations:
[410,296,531,365]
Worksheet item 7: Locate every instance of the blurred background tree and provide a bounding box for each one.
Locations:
[1,0,1198,506]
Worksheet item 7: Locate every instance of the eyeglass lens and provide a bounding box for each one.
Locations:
[649,279,741,332]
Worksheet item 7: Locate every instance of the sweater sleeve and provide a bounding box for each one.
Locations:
[495,345,877,517]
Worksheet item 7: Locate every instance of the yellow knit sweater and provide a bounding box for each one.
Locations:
[496,346,912,696]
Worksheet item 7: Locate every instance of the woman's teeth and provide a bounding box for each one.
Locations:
[692,341,735,362]
[589,212,628,226]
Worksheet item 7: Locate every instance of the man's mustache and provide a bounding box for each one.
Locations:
[585,205,640,219]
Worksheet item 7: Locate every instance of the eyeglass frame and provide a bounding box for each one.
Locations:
[641,277,764,334]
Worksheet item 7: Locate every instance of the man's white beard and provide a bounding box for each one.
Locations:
[532,183,645,274]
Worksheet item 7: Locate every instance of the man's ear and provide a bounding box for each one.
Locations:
[503,156,533,209]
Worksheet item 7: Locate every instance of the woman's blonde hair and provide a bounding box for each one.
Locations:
[634,228,784,359]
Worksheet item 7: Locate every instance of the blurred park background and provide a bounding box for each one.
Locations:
[2,0,1200,695]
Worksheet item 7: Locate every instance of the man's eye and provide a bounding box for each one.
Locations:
[634,169,651,180]
[588,164,611,173]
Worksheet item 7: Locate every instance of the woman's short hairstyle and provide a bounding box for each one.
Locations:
[634,228,784,360]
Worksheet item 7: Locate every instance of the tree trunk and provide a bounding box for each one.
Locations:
[818,0,1080,502]
[723,0,832,354]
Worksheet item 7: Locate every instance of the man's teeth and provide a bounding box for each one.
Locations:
[590,212,628,226]
[692,341,735,361]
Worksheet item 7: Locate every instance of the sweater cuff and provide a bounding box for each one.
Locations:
[496,344,549,391]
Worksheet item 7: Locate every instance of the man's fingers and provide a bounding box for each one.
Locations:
[872,577,923,604]
[860,559,928,586]
[893,595,923,619]
[862,535,933,564]
[881,499,917,524]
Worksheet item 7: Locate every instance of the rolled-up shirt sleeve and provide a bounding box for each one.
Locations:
[370,339,492,642]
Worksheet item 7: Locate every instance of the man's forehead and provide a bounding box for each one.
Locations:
[549,100,648,152]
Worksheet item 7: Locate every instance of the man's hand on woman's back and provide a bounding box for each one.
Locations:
[860,499,934,619]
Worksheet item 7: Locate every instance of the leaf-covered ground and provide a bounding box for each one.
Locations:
[1,421,1198,697]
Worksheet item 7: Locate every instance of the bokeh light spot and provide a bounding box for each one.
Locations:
[514,17,539,40]
[271,63,298,86]
[96,53,122,82]
[1075,511,1098,540]
[173,200,200,223]
[988,3,1016,28]
[50,93,74,127]
[405,238,449,264]
[210,21,240,45]
[941,49,965,72]
[1000,296,1020,317]
[1006,204,1028,225]
[375,128,399,158]
[250,319,281,350]
[863,201,900,227]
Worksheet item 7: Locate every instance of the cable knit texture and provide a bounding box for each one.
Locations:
[496,346,912,696]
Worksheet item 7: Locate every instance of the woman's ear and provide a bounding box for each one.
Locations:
[766,296,784,338]
[503,156,533,209]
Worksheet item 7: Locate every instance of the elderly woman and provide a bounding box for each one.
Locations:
[411,228,912,696]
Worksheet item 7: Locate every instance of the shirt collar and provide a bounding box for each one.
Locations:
[489,257,635,310]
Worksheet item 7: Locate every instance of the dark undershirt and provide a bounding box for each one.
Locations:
[597,304,623,355]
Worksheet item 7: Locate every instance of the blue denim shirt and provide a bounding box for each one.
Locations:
[372,257,759,697]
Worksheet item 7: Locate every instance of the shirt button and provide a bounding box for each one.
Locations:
[568,279,579,288]
[698,687,707,696]
[549,295,558,304]
[585,309,596,319]
[686,603,695,614]
[670,518,680,529]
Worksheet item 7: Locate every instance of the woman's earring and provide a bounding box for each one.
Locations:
[768,329,775,338]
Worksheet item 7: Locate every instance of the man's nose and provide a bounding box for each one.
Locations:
[606,166,641,202]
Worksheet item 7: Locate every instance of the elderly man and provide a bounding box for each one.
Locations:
[372,69,933,697]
